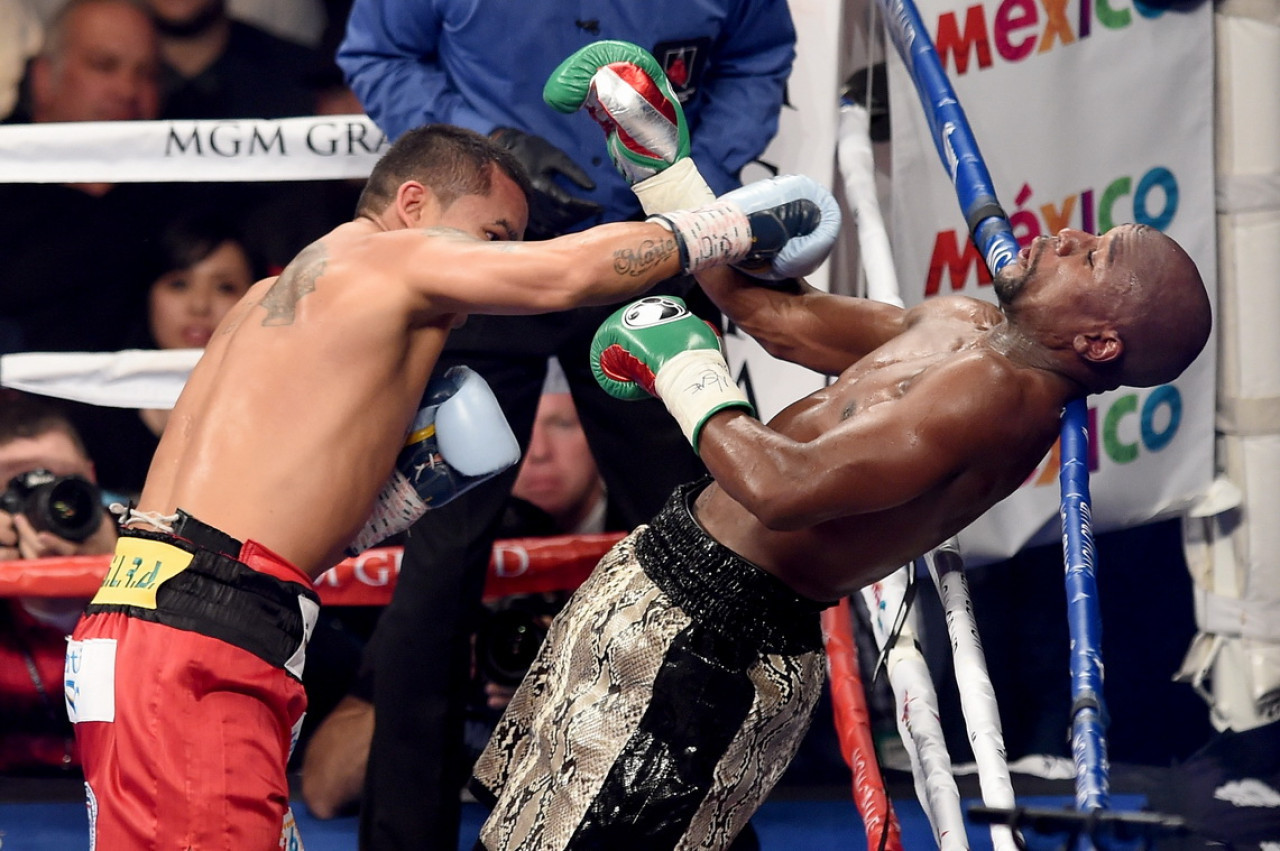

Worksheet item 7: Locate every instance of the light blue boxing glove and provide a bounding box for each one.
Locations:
[649,174,842,281]
[724,175,843,281]
[345,366,520,555]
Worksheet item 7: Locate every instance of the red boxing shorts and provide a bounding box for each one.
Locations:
[65,511,319,850]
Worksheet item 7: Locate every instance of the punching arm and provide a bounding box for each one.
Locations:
[694,265,909,375]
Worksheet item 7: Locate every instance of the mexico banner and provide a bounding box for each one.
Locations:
[887,0,1217,561]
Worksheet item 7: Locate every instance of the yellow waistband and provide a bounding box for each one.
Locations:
[91,536,194,610]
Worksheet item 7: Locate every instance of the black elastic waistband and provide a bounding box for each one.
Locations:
[636,480,829,656]
[169,509,244,559]
[86,517,317,672]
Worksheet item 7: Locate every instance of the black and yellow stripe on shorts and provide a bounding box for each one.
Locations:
[87,517,317,673]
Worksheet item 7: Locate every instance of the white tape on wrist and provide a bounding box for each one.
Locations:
[653,348,749,449]
[650,200,752,274]
[347,471,429,555]
[633,158,716,215]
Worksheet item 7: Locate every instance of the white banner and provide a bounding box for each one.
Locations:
[0,349,201,409]
[726,0,844,420]
[0,115,388,183]
[887,0,1218,562]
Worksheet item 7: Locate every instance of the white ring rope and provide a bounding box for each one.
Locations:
[840,85,1017,848]
[927,540,1019,851]
[0,114,386,183]
[1,348,200,409]
[861,569,969,850]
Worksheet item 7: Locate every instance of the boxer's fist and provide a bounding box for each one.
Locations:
[545,40,718,214]
[346,367,520,555]
[650,174,841,279]
[721,175,842,281]
[591,296,753,451]
[545,40,688,184]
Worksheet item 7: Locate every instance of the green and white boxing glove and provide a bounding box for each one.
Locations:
[590,296,753,452]
[543,39,715,214]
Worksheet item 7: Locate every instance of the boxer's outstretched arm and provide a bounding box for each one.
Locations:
[695,266,909,375]
[394,175,833,316]
[385,221,685,315]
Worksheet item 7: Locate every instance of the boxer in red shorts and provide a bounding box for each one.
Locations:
[69,515,316,848]
[61,122,834,848]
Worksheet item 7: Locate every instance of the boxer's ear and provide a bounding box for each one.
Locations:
[1074,331,1122,366]
[395,181,442,229]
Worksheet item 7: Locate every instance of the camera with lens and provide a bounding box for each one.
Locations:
[1,469,104,543]
[475,593,566,688]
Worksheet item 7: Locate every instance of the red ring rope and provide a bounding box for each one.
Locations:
[823,597,904,850]
[0,532,627,606]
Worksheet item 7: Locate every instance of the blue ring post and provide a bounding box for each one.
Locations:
[872,0,1111,814]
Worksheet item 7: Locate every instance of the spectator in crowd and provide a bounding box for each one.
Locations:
[0,0,172,354]
[141,0,349,276]
[336,4,796,846]
[0,0,42,120]
[0,390,118,774]
[68,211,261,498]
[299,358,610,821]
[507,357,607,537]
[143,0,320,120]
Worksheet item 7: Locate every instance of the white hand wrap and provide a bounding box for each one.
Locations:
[653,348,749,448]
[348,471,432,555]
[649,200,753,274]
[633,158,716,216]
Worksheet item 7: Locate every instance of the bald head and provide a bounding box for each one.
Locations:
[996,224,1211,393]
[1099,224,1211,389]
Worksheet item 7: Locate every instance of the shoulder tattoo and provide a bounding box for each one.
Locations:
[260,241,327,326]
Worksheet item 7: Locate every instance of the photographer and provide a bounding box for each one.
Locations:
[0,390,117,774]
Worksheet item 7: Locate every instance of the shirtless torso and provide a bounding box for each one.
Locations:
[136,224,453,575]
[695,294,1074,601]
[135,184,687,578]
[691,223,1211,602]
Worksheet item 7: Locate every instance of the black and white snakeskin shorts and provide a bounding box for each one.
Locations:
[472,480,831,851]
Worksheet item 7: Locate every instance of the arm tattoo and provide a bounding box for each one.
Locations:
[613,236,677,277]
[260,241,326,326]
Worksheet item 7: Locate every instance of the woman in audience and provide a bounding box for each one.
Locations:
[71,212,261,497]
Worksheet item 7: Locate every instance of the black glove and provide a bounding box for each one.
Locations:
[491,127,604,239]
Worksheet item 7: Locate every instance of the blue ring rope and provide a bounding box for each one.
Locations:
[873,0,1110,811]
